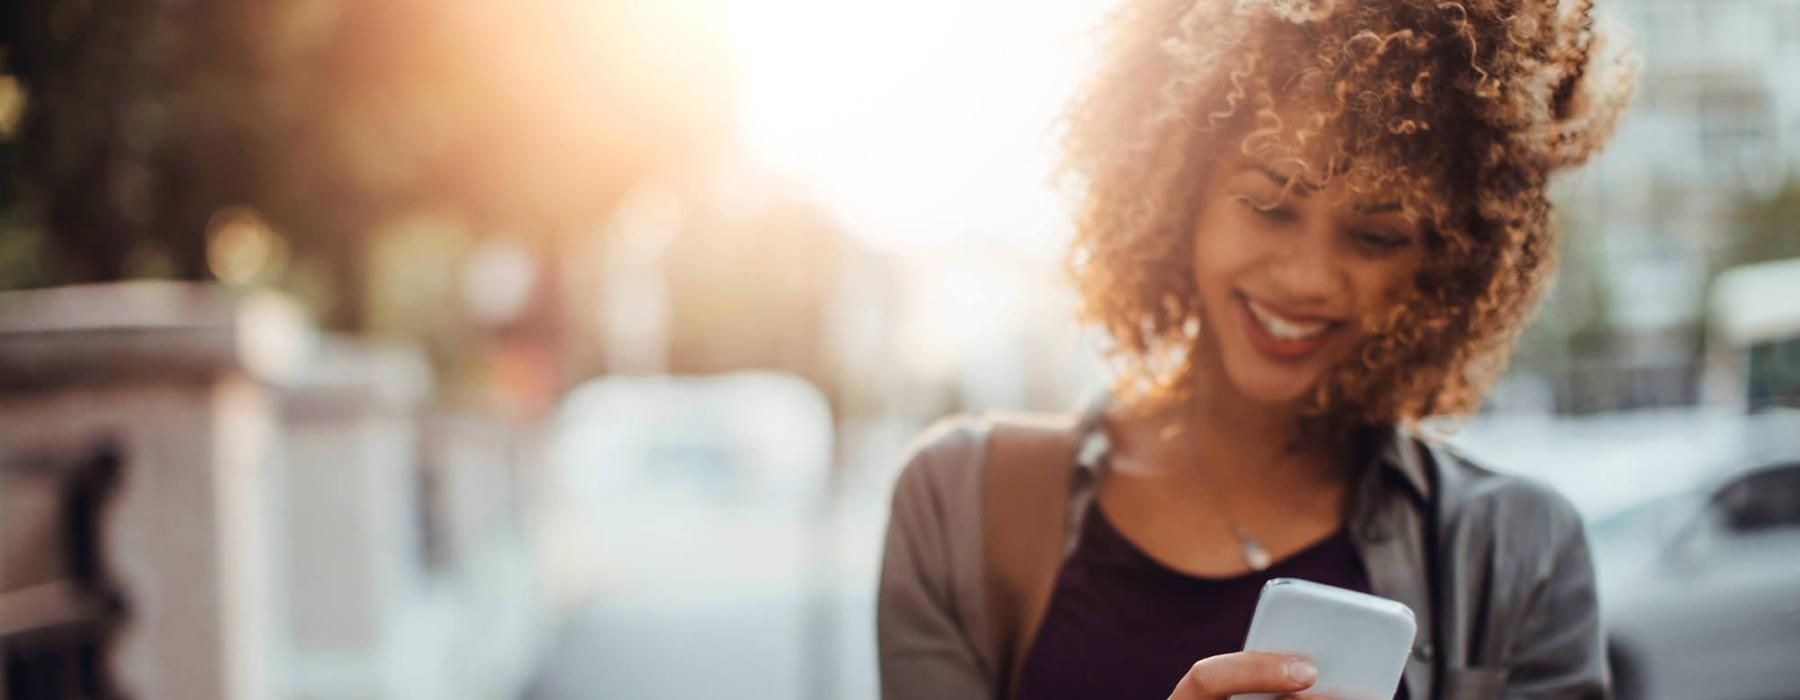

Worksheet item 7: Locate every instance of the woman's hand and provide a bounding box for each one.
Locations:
[1165,651,1319,700]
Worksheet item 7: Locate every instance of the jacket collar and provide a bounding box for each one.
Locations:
[1372,422,1433,502]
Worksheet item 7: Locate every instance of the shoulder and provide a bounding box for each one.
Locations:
[888,409,1084,508]
[1412,438,1607,685]
[1429,440,1583,524]
[883,414,994,565]
[1423,438,1589,572]
[889,414,992,511]
[880,415,996,642]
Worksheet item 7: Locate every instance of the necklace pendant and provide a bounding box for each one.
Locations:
[1241,539,1272,572]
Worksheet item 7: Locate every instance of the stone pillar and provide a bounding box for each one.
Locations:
[276,339,436,700]
[418,410,545,699]
[0,281,309,700]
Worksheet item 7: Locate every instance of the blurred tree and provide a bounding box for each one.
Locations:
[662,190,854,407]
[1513,206,1616,373]
[1,0,732,333]
[1730,178,1800,267]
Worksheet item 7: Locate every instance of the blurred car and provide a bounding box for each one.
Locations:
[534,371,840,700]
[1589,454,1800,700]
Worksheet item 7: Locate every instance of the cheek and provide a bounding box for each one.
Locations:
[1190,209,1253,295]
[1345,259,1421,329]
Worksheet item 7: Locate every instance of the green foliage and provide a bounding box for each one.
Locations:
[1732,178,1800,267]
[1512,204,1615,375]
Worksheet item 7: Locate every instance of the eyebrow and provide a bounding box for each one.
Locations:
[1239,162,1319,197]
[1237,161,1402,214]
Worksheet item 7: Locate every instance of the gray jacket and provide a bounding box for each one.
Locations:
[877,401,1608,700]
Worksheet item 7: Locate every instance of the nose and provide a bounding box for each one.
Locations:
[1266,224,1346,305]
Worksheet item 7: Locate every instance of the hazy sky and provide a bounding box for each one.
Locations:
[724,0,1117,256]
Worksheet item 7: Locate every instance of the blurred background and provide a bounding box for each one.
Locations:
[0,0,1794,698]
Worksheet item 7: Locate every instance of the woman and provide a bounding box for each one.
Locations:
[878,0,1635,698]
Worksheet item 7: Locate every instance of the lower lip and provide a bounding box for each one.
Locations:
[1237,294,1337,363]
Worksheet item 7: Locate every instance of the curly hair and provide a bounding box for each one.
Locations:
[1058,0,1637,427]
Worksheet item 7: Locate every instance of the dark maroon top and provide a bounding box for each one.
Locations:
[1014,502,1405,700]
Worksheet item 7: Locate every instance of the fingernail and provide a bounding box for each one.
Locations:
[1286,659,1318,684]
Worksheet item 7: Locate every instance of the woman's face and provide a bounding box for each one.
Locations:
[1190,154,1424,405]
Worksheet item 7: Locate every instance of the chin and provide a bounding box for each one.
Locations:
[1222,358,1322,405]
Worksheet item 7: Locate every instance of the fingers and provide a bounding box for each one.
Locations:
[1166,651,1318,700]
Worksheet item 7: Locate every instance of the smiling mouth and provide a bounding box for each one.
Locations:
[1237,293,1342,361]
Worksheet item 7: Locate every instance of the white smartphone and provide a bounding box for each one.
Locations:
[1235,578,1416,700]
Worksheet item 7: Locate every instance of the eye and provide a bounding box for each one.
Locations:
[1350,229,1411,252]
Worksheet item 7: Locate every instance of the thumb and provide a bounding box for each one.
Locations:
[1166,651,1317,700]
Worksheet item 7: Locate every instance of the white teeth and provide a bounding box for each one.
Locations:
[1245,298,1330,340]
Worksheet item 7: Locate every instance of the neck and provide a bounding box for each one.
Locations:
[1173,339,1340,490]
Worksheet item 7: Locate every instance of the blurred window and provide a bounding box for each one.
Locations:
[1696,83,1779,194]
[1747,338,1800,411]
[1782,0,1800,46]
[1714,463,1800,533]
[646,434,738,484]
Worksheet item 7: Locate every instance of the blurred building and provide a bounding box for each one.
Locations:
[0,283,568,700]
[1539,0,1800,413]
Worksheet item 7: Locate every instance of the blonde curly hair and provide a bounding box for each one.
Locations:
[1058,0,1637,427]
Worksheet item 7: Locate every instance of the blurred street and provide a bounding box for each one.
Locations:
[521,478,890,700]
[521,379,904,700]
[1,0,1797,698]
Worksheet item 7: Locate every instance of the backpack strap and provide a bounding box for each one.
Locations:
[980,412,1081,700]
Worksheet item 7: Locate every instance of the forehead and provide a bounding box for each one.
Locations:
[1226,97,1414,192]
[1206,88,1447,214]
[1225,157,1407,212]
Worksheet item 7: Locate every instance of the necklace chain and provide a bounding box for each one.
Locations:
[1171,414,1327,572]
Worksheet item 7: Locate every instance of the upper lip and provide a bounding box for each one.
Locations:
[1238,292,1343,325]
